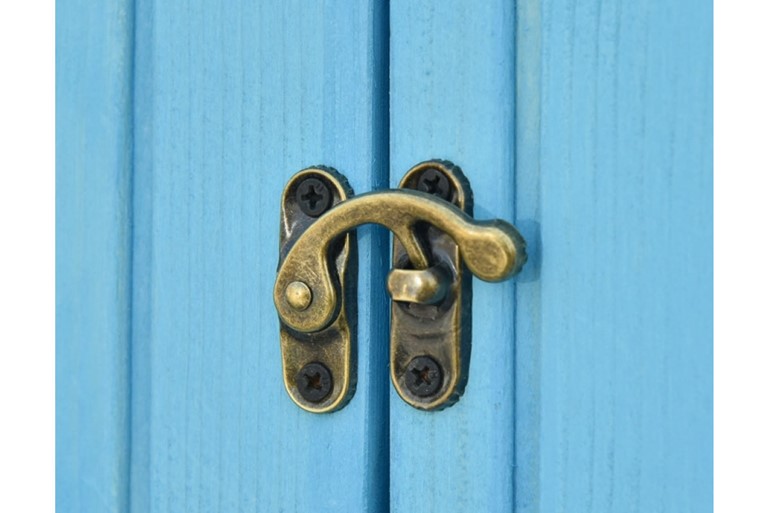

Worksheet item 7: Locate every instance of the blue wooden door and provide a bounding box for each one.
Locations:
[57,1,712,512]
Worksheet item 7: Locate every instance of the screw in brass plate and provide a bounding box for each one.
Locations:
[404,356,443,398]
[296,177,332,217]
[296,362,333,403]
[416,168,451,201]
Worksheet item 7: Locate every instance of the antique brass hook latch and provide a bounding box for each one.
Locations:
[274,160,527,413]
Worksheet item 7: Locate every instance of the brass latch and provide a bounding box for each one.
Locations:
[274,160,526,413]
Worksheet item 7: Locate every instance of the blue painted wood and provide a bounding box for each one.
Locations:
[58,1,712,510]
[128,1,389,512]
[56,1,133,511]
[515,0,713,511]
[389,2,518,512]
[391,0,711,511]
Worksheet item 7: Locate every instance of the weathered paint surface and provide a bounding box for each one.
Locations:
[56,1,133,511]
[389,2,519,512]
[58,0,712,511]
[59,1,390,512]
[515,0,713,511]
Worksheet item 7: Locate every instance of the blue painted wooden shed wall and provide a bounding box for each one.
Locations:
[58,0,712,511]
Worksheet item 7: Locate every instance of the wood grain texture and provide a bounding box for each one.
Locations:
[515,0,713,511]
[58,0,712,510]
[389,2,518,512]
[128,1,389,512]
[56,1,134,511]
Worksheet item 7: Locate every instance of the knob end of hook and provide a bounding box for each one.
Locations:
[461,220,527,282]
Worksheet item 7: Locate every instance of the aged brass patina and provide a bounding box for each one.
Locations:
[387,266,450,305]
[277,167,356,414]
[275,160,527,413]
[391,161,471,410]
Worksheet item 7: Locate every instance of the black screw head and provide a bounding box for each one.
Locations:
[295,177,332,217]
[416,168,452,201]
[404,356,443,398]
[295,362,333,403]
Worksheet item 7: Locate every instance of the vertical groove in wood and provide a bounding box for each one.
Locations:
[514,0,544,510]
[128,0,153,510]
[56,1,135,512]
[515,0,712,511]
[368,0,392,508]
[127,1,390,511]
[389,2,517,512]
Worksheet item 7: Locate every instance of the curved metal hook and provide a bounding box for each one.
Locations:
[274,188,527,334]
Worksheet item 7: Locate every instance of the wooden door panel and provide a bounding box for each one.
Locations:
[129,1,390,511]
[59,1,391,512]
[389,1,712,512]
[515,0,712,511]
[56,1,133,511]
[389,2,519,512]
